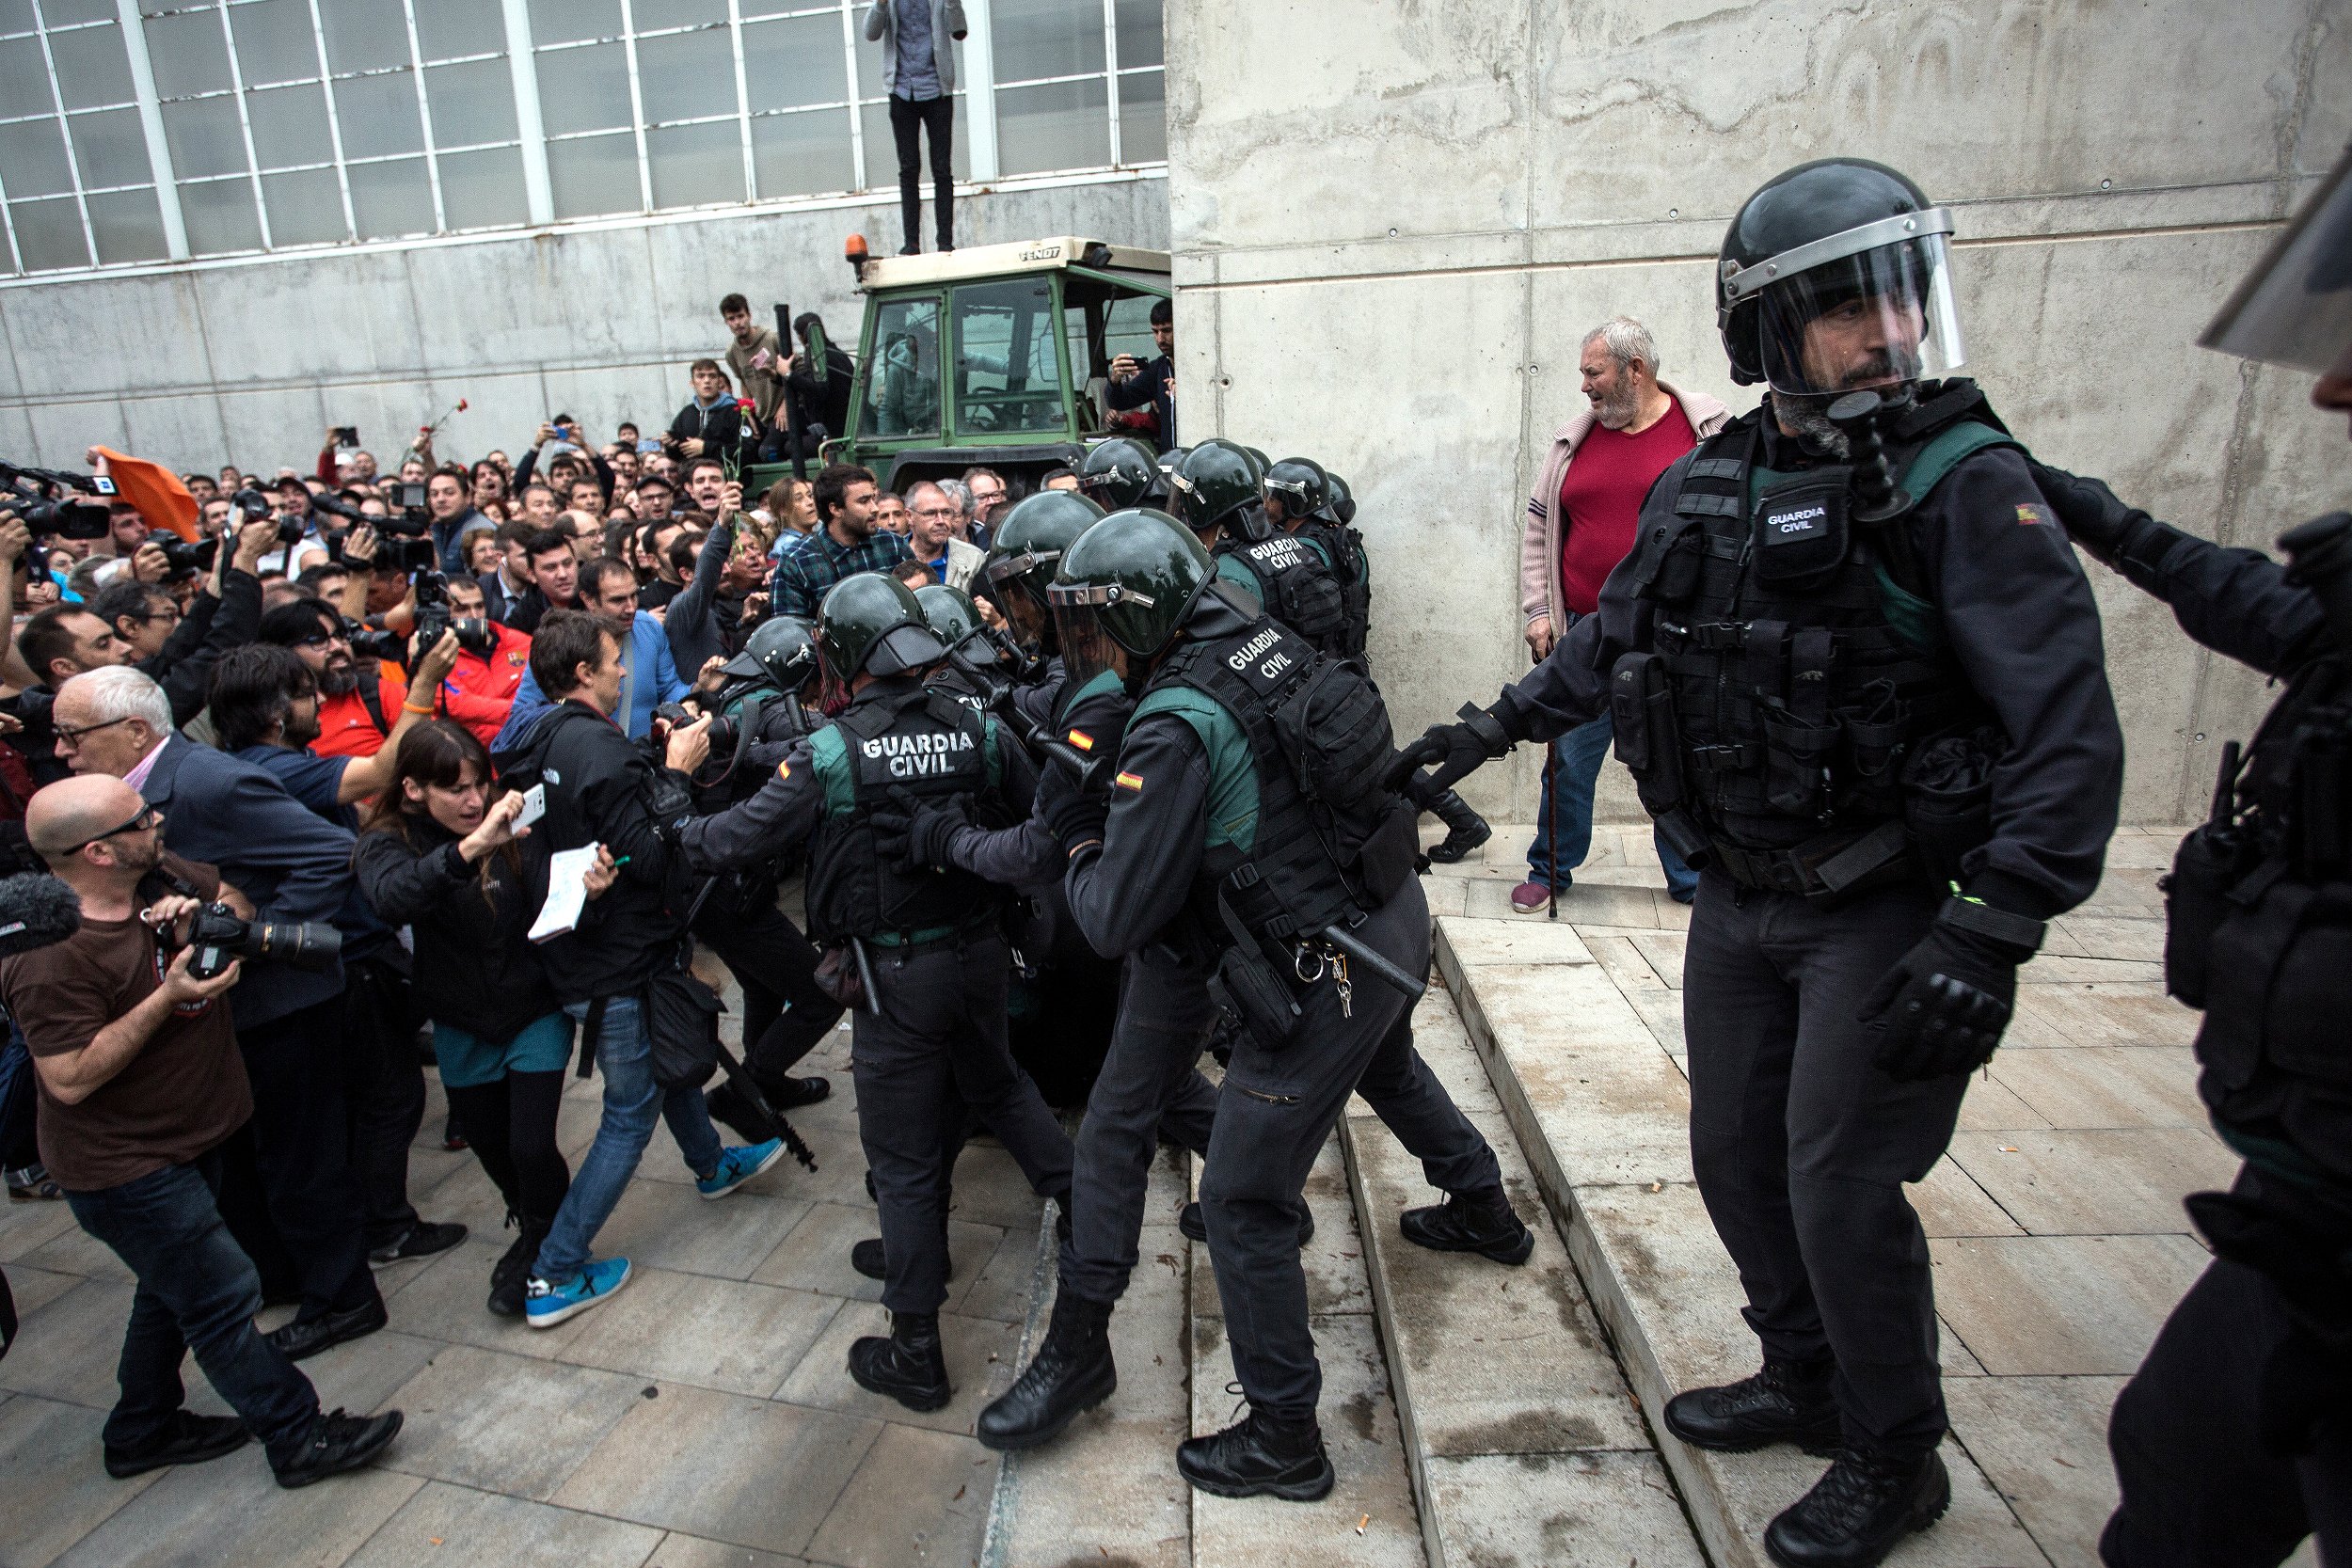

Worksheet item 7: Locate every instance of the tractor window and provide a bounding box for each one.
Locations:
[952,279,1066,435]
[865,295,943,437]
[1060,274,1166,435]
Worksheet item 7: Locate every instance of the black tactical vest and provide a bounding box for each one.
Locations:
[1300,519,1372,661]
[1213,531,1351,657]
[803,683,999,943]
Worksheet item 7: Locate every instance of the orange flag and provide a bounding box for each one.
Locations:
[93,447,199,541]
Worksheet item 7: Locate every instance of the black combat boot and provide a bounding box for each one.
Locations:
[976,1290,1116,1451]
[1423,790,1492,864]
[486,1215,552,1319]
[1398,1184,1534,1263]
[848,1310,952,1412]
[1662,1354,1841,1454]
[1175,1408,1333,1501]
[1178,1200,1314,1246]
[1763,1446,1949,1568]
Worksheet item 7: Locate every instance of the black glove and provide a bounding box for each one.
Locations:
[2026,459,2155,570]
[1041,784,1110,850]
[1046,681,1134,792]
[1859,895,2045,1080]
[1379,697,1525,799]
[872,786,972,873]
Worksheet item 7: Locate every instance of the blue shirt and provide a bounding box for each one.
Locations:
[893,0,941,100]
[235,744,358,833]
[496,610,690,749]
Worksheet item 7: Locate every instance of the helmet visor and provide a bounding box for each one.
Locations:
[1049,602,1128,689]
[2200,149,2352,377]
[1757,233,1964,396]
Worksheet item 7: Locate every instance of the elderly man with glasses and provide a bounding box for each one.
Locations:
[905,481,985,593]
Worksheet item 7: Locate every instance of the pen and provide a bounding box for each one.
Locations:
[611,856,630,867]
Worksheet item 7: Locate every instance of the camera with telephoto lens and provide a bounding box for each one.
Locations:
[347,619,407,663]
[145,529,217,577]
[179,900,342,980]
[411,579,497,657]
[652,701,738,753]
[1,461,118,540]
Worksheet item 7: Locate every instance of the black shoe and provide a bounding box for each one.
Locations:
[1764,1448,1950,1568]
[1178,1201,1315,1247]
[487,1217,551,1319]
[850,1237,955,1283]
[1176,1409,1333,1501]
[1423,792,1492,864]
[266,1297,389,1362]
[369,1220,467,1266]
[1661,1357,1842,1455]
[103,1411,249,1479]
[274,1408,404,1489]
[848,1310,952,1412]
[976,1290,1116,1451]
[1397,1185,1534,1264]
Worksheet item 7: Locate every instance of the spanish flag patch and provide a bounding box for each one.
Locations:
[776,759,791,779]
[1114,770,1144,793]
[1067,729,1095,752]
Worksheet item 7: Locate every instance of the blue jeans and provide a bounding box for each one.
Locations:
[1527,712,1699,900]
[65,1151,320,1469]
[533,995,725,1283]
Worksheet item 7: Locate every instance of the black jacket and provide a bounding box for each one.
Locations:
[1105,354,1176,447]
[667,398,754,467]
[144,567,264,726]
[354,818,562,1046]
[787,350,856,440]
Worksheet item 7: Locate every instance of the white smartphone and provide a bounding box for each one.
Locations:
[516,783,547,829]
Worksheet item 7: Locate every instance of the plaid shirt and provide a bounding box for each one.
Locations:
[767,525,914,621]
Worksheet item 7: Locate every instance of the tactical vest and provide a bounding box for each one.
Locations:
[1213,531,1351,657]
[1300,520,1372,661]
[1621,388,2014,898]
[1141,609,1417,949]
[803,684,1001,944]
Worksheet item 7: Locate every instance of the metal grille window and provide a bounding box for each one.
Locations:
[0,0,1163,277]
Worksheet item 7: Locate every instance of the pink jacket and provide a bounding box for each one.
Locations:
[1519,381,1734,628]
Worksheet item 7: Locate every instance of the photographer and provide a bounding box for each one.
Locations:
[254,600,403,762]
[356,721,569,1317]
[6,773,404,1488]
[87,513,277,728]
[432,576,532,748]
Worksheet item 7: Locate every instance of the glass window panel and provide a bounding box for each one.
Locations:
[9,196,88,269]
[321,0,406,74]
[161,95,247,179]
[534,41,628,135]
[953,279,1065,433]
[750,106,851,198]
[992,0,1104,85]
[145,9,234,97]
[49,21,133,108]
[0,117,74,196]
[865,295,942,436]
[0,0,35,34]
[245,81,328,168]
[260,164,344,243]
[87,185,167,261]
[995,76,1106,175]
[527,0,618,47]
[0,36,51,110]
[858,90,966,188]
[332,69,423,157]
[739,0,820,15]
[68,108,151,187]
[424,57,515,145]
[179,175,262,253]
[412,0,501,61]
[436,142,521,228]
[1117,67,1162,162]
[229,0,320,86]
[645,119,740,209]
[632,0,724,30]
[347,152,430,236]
[1114,0,1161,69]
[135,0,183,16]
[546,128,634,218]
[634,26,734,124]
[742,14,845,113]
[44,0,118,25]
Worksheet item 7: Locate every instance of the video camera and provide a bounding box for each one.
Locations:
[175,900,342,980]
[0,460,119,540]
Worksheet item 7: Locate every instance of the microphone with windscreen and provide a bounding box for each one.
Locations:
[0,874,79,958]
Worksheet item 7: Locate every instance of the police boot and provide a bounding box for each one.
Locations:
[1423,790,1492,864]
[976,1289,1117,1451]
[486,1215,551,1319]
[1661,1354,1841,1454]
[848,1310,951,1413]
[1175,1407,1334,1501]
[1398,1184,1534,1264]
[1763,1446,1948,1568]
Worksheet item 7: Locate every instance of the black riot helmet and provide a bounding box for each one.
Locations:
[1321,471,1356,525]
[1077,436,1160,510]
[1262,456,1328,526]
[1716,159,1965,395]
[1045,507,1213,689]
[816,571,946,681]
[914,583,983,647]
[716,614,820,695]
[980,489,1105,651]
[2201,141,2352,379]
[1167,439,1265,543]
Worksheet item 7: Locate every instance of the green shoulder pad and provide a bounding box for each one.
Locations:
[1899,421,2018,501]
[1131,685,1261,852]
[804,723,856,819]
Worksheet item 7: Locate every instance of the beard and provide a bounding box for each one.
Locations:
[1769,391,1852,459]
[316,656,358,696]
[1591,381,1642,431]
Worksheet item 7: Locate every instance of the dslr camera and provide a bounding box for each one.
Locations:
[179,900,342,980]
[229,486,305,547]
[145,529,217,577]
[1,461,118,540]
[412,586,497,657]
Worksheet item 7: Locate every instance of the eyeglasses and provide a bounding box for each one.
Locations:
[291,626,349,649]
[52,714,133,746]
[60,802,162,855]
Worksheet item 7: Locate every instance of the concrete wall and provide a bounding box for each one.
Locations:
[1164,0,2348,826]
[0,171,1167,483]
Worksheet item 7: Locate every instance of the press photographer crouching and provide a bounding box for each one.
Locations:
[1,775,402,1487]
[355,721,571,1318]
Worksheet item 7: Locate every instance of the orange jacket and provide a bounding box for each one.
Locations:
[438,624,532,749]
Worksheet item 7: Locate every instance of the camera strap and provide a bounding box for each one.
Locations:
[356,673,391,737]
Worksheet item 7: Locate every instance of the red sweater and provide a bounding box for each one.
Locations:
[1557,405,1696,617]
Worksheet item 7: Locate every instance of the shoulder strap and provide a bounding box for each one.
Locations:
[357,673,391,736]
[1897,420,2017,501]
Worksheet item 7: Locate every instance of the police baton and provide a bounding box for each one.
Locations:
[850,935,882,1017]
[1318,924,1426,1002]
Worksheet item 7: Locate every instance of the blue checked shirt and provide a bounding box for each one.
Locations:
[768,525,914,621]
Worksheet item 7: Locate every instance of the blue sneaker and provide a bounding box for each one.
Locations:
[697,1139,785,1200]
[524,1257,630,1328]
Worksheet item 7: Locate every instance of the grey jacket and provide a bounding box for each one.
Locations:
[863,0,968,96]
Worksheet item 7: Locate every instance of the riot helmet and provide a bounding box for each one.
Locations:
[914,583,985,651]
[980,489,1105,649]
[1167,439,1265,542]
[1077,436,1160,510]
[1242,446,1270,470]
[1045,508,1213,690]
[1717,159,1964,396]
[816,571,946,681]
[1262,456,1328,526]
[716,614,820,694]
[1322,471,1356,525]
[2200,142,2352,378]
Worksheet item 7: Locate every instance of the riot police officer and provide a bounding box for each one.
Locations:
[1032,508,1530,1499]
[671,573,1073,1412]
[1077,436,1160,512]
[1391,158,2124,1566]
[2024,150,2352,1568]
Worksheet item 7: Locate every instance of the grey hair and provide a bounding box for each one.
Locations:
[905,479,947,506]
[936,478,974,517]
[61,666,172,736]
[1581,315,1661,374]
